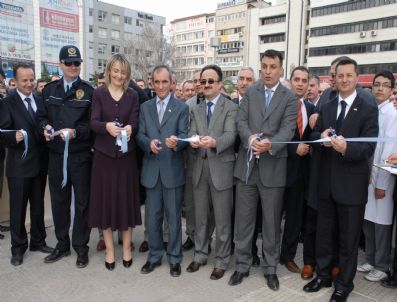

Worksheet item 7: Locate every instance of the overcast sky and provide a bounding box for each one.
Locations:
[101,0,218,24]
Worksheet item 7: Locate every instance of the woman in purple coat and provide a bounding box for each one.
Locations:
[89,54,141,270]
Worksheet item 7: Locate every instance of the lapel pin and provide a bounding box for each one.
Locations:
[168,109,171,112]
[353,108,358,111]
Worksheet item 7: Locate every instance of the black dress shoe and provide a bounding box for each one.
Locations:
[44,249,71,263]
[303,277,332,293]
[210,268,225,280]
[30,244,54,254]
[11,254,23,266]
[228,271,249,286]
[381,274,397,288]
[141,260,162,274]
[123,258,133,268]
[186,261,205,273]
[76,254,89,268]
[0,224,10,232]
[105,261,115,271]
[264,274,279,291]
[330,289,349,302]
[170,263,181,277]
[252,254,260,266]
[183,237,194,251]
[139,241,149,253]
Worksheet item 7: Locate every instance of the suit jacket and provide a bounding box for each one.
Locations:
[310,89,378,205]
[286,99,315,187]
[234,80,298,187]
[136,95,189,189]
[184,94,201,178]
[0,93,48,178]
[189,94,238,191]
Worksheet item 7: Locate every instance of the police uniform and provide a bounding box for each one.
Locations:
[37,46,93,262]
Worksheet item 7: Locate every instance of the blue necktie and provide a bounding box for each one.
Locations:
[207,102,213,125]
[25,97,36,120]
[336,100,347,135]
[265,89,272,110]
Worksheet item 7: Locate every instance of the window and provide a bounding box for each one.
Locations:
[111,30,120,40]
[111,14,120,25]
[260,14,286,25]
[98,44,107,54]
[124,16,132,25]
[98,10,107,22]
[98,59,107,70]
[98,27,107,38]
[111,45,120,54]
[145,51,152,58]
[260,33,286,43]
[89,25,93,33]
[89,8,93,17]
[136,20,143,27]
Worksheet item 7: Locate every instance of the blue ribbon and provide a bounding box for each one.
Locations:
[120,129,128,153]
[61,130,69,188]
[0,129,28,159]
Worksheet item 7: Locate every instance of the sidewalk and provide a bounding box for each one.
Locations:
[0,221,395,302]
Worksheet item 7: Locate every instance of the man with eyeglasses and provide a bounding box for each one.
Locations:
[357,71,397,283]
[37,45,94,268]
[187,65,237,280]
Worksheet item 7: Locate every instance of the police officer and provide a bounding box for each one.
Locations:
[37,45,93,268]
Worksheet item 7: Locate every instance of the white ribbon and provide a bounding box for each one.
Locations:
[176,135,200,143]
[61,130,69,188]
[0,129,28,159]
[120,129,128,153]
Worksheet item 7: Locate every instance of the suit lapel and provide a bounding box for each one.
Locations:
[327,98,339,129]
[14,94,35,126]
[150,100,161,129]
[198,101,207,133]
[340,95,362,135]
[263,85,282,121]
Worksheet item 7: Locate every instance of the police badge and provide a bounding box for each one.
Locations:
[76,89,85,100]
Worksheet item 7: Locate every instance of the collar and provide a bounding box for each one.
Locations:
[264,82,280,93]
[238,94,243,102]
[309,96,320,106]
[338,90,357,107]
[16,89,33,101]
[206,93,221,106]
[378,99,390,112]
[63,77,78,90]
[156,92,171,107]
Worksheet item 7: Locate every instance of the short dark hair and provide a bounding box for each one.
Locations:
[136,78,145,83]
[98,72,105,79]
[260,49,283,66]
[331,56,351,66]
[182,80,194,89]
[309,74,320,86]
[13,63,33,79]
[290,66,309,81]
[36,78,48,84]
[373,70,395,88]
[335,58,358,75]
[200,65,223,82]
[152,65,172,82]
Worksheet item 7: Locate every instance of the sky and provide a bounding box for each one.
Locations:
[101,0,218,24]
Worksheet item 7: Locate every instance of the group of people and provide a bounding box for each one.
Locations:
[0,44,397,302]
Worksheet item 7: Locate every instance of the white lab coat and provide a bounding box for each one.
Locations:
[365,101,397,225]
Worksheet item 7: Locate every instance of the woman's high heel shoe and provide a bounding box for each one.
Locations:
[105,261,115,271]
[122,258,133,268]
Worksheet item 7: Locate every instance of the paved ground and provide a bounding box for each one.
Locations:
[0,216,396,302]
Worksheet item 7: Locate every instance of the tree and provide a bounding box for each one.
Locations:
[124,24,174,79]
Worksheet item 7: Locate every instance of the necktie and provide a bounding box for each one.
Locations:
[265,89,272,110]
[297,99,303,138]
[66,84,70,93]
[158,101,165,123]
[207,102,213,125]
[336,100,347,134]
[25,97,35,120]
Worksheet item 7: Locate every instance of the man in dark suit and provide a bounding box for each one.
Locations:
[230,49,297,291]
[280,66,314,273]
[0,63,53,266]
[186,65,237,280]
[137,65,189,277]
[303,58,378,302]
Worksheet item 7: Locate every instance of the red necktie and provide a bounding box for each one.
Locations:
[297,99,303,138]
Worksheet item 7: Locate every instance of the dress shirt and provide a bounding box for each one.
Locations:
[64,78,78,92]
[264,82,280,100]
[206,93,221,116]
[337,90,357,118]
[299,97,308,133]
[156,92,171,115]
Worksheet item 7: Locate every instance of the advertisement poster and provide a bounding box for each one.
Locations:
[40,0,80,74]
[0,1,35,74]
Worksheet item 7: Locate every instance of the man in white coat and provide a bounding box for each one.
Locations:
[357,71,397,282]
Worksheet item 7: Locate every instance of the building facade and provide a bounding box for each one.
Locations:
[170,13,215,82]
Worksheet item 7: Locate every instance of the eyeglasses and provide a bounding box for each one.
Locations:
[200,79,219,85]
[373,82,392,89]
[63,61,81,67]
